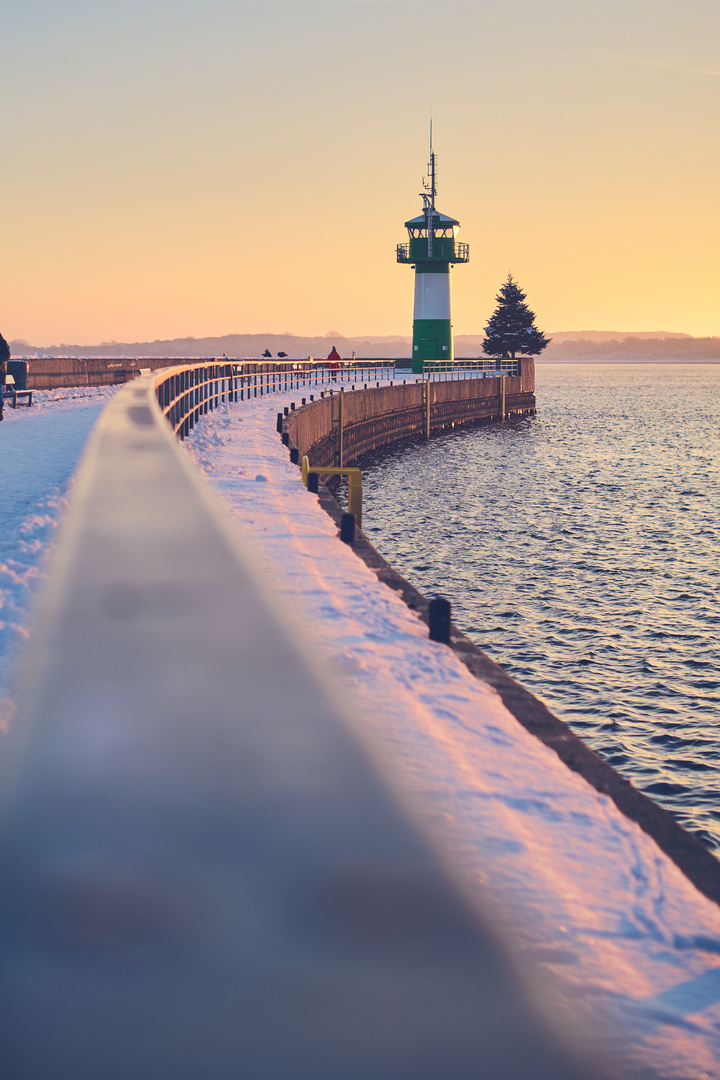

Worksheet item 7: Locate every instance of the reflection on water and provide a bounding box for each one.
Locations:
[361,364,720,851]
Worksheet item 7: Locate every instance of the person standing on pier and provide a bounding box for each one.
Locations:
[326,345,342,381]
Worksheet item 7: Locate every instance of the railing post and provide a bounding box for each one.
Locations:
[348,472,362,530]
[339,388,344,469]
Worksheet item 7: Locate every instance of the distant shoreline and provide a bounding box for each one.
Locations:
[10,331,719,364]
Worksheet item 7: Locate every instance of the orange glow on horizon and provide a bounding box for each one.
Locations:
[2,1,718,345]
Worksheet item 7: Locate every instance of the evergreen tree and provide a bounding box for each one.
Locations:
[482,275,550,359]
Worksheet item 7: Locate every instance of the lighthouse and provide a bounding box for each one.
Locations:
[397,135,469,373]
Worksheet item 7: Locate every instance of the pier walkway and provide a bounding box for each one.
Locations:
[2,369,720,1077]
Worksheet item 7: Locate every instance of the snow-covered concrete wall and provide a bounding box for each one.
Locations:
[5,368,720,1077]
[0,370,593,1080]
[186,377,720,1078]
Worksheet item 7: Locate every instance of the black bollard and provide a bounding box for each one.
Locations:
[340,513,355,544]
[307,472,319,493]
[428,597,452,644]
[284,406,289,416]
[281,431,289,446]
[290,447,299,464]
[276,412,283,432]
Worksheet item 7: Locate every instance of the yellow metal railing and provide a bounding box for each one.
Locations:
[301,455,363,529]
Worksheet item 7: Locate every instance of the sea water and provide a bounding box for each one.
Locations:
[361,363,720,851]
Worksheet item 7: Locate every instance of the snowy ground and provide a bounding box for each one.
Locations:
[3,381,720,1077]
[185,386,720,1080]
[0,387,120,731]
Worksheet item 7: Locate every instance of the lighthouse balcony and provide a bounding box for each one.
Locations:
[396,239,470,264]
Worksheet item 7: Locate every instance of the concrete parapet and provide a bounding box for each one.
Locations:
[0,368,591,1079]
[23,356,206,390]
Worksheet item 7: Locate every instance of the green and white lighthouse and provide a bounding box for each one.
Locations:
[397,136,469,373]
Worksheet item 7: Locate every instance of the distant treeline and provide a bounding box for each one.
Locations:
[8,333,414,360]
[9,332,720,361]
[541,336,720,361]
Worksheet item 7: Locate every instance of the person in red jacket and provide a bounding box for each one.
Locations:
[326,345,341,382]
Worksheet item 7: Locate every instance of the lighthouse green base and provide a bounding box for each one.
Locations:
[411,318,453,372]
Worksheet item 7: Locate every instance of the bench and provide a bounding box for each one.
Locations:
[1,388,34,408]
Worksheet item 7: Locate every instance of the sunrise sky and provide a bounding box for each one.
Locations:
[2,0,718,344]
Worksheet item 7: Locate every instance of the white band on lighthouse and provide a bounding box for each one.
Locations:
[413,273,451,321]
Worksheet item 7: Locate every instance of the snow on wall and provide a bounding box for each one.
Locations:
[3,381,720,1076]
[185,387,720,1080]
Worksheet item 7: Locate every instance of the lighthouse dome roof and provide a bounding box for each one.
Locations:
[405,208,460,228]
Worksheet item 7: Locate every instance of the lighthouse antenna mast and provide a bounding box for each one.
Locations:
[420,120,437,257]
[429,118,436,210]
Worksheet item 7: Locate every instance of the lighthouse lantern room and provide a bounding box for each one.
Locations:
[397,134,469,372]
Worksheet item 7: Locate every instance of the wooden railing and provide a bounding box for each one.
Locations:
[154,359,523,440]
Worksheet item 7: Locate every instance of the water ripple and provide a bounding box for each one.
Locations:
[361,364,720,852]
